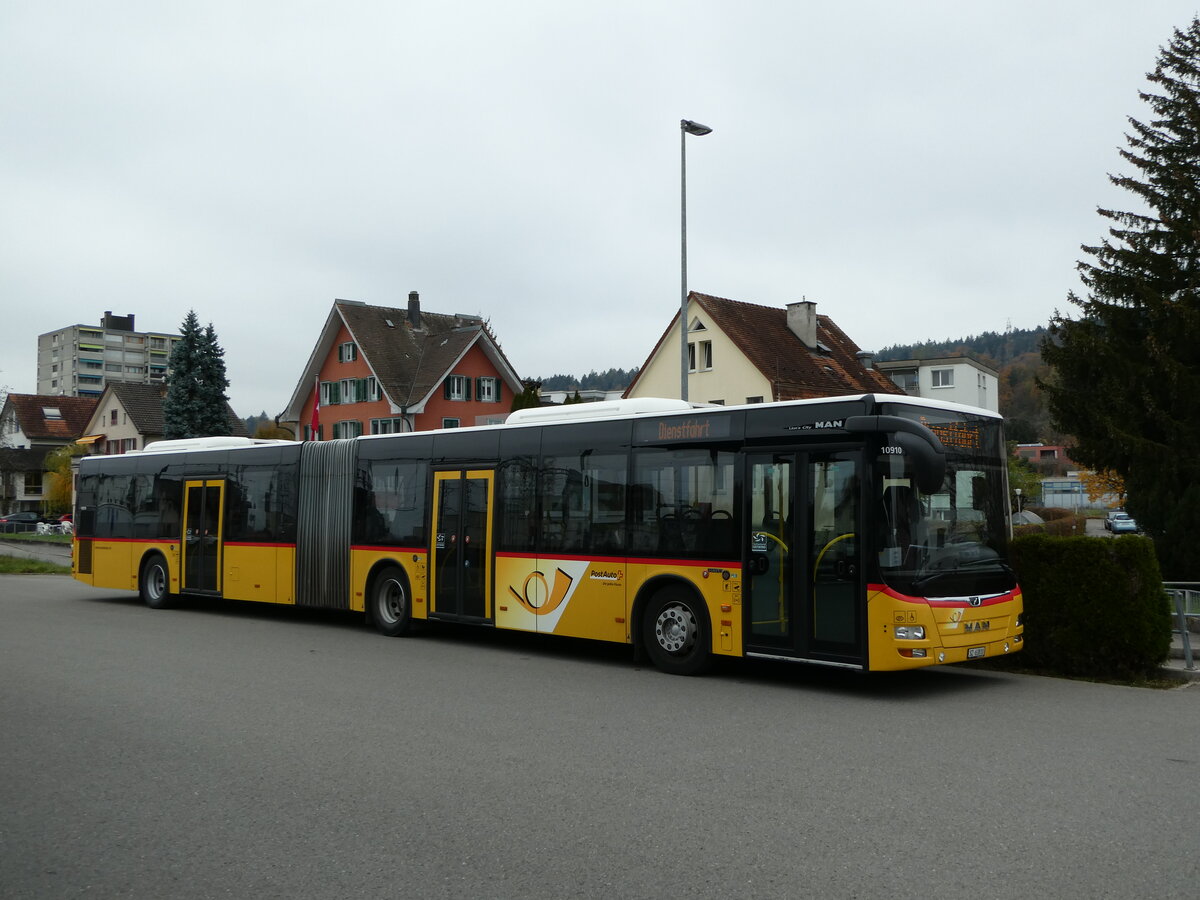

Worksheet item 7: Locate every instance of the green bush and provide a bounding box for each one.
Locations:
[1009,533,1171,679]
[1014,506,1087,538]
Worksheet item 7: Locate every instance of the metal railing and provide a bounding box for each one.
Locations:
[1164,582,1198,670]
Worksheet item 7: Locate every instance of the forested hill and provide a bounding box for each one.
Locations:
[876,326,1046,367]
[878,326,1056,443]
[537,368,638,392]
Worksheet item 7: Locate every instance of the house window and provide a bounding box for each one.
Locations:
[444,375,471,401]
[338,342,357,363]
[332,421,363,439]
[365,376,380,402]
[25,471,43,495]
[320,381,338,406]
[931,368,954,388]
[110,410,118,425]
[746,396,764,404]
[442,418,461,429]
[123,438,138,453]
[700,341,712,370]
[475,376,502,403]
[370,417,407,434]
[340,379,357,404]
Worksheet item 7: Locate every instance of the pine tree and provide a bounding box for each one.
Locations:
[510,378,543,412]
[1041,19,1200,577]
[163,310,232,439]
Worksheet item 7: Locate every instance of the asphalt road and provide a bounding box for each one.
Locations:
[2,575,1198,899]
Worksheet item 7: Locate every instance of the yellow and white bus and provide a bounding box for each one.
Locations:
[73,394,1023,674]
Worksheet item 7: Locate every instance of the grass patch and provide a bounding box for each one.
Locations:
[964,655,1185,689]
[0,554,71,575]
[0,532,72,545]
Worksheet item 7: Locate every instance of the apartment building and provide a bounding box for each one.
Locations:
[873,355,1000,413]
[36,311,181,399]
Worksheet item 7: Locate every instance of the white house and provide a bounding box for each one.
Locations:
[873,356,1000,413]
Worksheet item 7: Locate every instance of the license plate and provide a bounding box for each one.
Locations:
[967,646,986,659]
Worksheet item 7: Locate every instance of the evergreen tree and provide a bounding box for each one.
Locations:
[163,310,232,439]
[510,378,543,413]
[1041,19,1200,577]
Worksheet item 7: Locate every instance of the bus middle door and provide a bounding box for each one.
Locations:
[183,479,225,594]
[430,469,494,621]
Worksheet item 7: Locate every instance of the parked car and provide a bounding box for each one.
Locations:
[1109,513,1140,534]
[0,511,45,533]
[1104,509,1127,531]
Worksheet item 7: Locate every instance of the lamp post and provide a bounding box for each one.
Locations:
[680,118,712,402]
[1014,488,1023,515]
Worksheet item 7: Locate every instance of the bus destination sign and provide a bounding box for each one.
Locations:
[636,415,732,444]
[925,419,982,451]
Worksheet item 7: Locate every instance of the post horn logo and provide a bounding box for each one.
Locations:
[508,568,575,616]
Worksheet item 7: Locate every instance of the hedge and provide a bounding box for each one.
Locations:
[1013,506,1087,538]
[1008,533,1171,680]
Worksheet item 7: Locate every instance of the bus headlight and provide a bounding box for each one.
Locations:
[894,625,925,640]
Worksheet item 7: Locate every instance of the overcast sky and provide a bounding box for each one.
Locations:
[2,1,1196,417]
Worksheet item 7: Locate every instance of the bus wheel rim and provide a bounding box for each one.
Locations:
[149,565,165,599]
[379,579,405,624]
[655,603,695,654]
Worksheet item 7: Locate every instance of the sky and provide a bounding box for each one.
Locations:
[2,1,1197,418]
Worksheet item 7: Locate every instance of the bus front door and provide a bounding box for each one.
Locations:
[430,469,494,621]
[182,479,224,594]
[744,452,863,664]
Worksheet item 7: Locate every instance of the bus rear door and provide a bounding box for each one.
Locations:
[182,479,225,594]
[430,469,494,621]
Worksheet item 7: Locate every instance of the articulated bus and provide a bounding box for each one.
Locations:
[72,394,1023,674]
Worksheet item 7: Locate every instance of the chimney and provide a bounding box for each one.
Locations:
[786,300,818,349]
[407,291,422,328]
[856,350,875,370]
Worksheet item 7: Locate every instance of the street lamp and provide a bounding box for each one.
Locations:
[1014,488,1023,514]
[680,118,712,402]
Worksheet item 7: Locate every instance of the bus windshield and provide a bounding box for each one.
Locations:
[873,407,1015,599]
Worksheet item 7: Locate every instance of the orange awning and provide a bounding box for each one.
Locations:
[76,434,105,445]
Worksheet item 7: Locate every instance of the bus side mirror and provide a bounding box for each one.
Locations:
[894,431,946,494]
[844,415,947,494]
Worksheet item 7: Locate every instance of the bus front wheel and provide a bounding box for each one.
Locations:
[139,555,175,610]
[370,566,414,637]
[642,587,712,676]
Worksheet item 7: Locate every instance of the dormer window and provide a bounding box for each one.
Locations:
[42,407,62,420]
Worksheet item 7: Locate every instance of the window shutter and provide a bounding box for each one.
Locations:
[464,378,472,401]
[444,378,452,400]
[337,344,344,363]
[495,379,503,404]
[475,377,483,401]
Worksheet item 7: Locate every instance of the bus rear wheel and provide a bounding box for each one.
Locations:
[371,566,414,637]
[139,555,175,610]
[642,587,711,675]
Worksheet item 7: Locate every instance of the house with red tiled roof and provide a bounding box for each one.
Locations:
[624,292,903,404]
[78,382,247,455]
[0,393,99,515]
[281,292,523,437]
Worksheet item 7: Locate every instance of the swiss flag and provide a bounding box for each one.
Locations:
[310,375,320,440]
